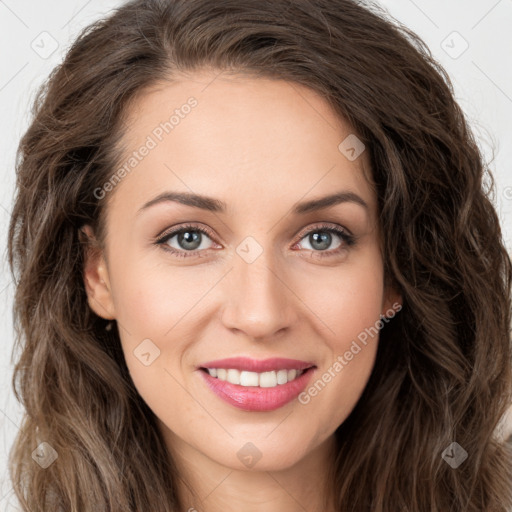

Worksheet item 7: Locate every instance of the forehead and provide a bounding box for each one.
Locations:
[107,70,375,219]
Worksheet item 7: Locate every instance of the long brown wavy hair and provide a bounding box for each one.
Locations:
[7,0,512,510]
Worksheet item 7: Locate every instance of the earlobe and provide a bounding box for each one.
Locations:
[80,224,116,320]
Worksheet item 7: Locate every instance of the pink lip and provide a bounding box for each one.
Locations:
[199,357,315,373]
[197,358,317,412]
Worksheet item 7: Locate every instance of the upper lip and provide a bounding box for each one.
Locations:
[199,357,316,373]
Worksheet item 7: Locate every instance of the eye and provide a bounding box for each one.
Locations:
[155,223,218,258]
[293,223,356,258]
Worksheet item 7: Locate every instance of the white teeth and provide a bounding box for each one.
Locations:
[205,367,306,387]
[226,369,240,385]
[240,371,259,386]
[259,371,277,387]
[277,369,288,385]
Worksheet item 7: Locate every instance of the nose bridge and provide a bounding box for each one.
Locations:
[221,235,295,338]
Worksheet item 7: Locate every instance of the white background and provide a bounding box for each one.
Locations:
[0,0,511,509]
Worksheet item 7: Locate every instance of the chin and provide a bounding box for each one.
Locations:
[207,437,312,472]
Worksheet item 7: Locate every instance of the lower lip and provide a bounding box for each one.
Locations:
[198,367,315,412]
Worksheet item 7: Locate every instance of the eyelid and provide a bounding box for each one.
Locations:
[155,222,218,244]
[293,221,354,241]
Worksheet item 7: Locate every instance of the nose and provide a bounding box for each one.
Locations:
[220,247,298,340]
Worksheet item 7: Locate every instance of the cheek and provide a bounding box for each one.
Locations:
[293,257,384,427]
[294,253,385,344]
[106,257,186,383]
[110,258,197,336]
[112,267,192,422]
[108,258,224,400]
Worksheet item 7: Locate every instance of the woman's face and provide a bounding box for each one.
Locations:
[83,70,400,473]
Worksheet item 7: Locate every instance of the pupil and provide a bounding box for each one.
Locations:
[310,231,331,250]
[178,230,201,250]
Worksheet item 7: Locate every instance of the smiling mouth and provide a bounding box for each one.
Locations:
[199,366,315,388]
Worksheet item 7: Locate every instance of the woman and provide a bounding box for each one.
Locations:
[7,0,512,510]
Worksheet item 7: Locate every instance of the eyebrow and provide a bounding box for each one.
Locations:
[137,190,369,215]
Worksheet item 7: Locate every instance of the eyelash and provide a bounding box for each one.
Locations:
[154,222,356,259]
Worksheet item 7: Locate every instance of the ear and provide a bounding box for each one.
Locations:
[80,224,116,320]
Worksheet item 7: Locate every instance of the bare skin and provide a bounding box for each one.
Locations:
[82,69,401,512]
